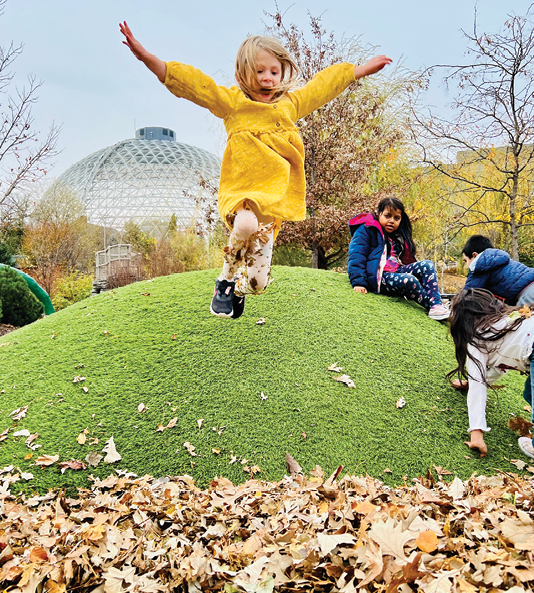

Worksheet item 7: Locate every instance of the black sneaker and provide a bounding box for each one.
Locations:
[231,294,246,319]
[210,279,235,317]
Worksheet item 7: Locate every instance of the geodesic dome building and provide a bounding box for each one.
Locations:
[58,127,221,236]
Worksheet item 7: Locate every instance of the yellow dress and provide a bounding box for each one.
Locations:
[163,61,356,235]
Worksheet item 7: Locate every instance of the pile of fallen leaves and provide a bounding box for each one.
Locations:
[0,459,533,593]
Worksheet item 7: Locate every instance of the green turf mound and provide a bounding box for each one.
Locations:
[0,266,529,493]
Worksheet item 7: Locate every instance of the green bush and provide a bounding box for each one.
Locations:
[52,272,94,311]
[0,267,44,326]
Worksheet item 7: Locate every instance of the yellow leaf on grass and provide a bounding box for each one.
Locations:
[416,530,438,553]
[77,433,86,445]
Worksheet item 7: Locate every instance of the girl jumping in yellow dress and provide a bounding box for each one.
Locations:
[120,22,391,318]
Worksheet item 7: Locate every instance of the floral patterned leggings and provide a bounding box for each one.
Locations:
[380,260,442,309]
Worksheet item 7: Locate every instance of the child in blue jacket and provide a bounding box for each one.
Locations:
[348,197,449,320]
[462,235,534,306]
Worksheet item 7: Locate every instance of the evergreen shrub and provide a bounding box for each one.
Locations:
[0,267,44,326]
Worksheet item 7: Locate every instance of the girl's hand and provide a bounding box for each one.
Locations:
[119,21,166,82]
[120,21,148,61]
[464,429,487,457]
[452,379,468,391]
[353,286,367,294]
[354,55,392,79]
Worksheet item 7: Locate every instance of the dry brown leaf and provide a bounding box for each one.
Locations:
[433,465,453,475]
[332,374,356,388]
[77,433,87,445]
[72,376,85,383]
[9,406,28,421]
[383,468,393,474]
[396,397,406,408]
[137,403,148,413]
[183,441,197,456]
[102,437,122,463]
[197,418,204,429]
[156,417,178,432]
[509,458,527,470]
[353,501,378,514]
[58,460,86,473]
[85,451,103,467]
[35,454,59,467]
[286,452,302,474]
[416,530,439,553]
[328,363,343,372]
[30,546,48,563]
[256,318,266,325]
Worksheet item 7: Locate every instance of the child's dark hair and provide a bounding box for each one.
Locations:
[447,288,529,382]
[375,196,416,257]
[462,235,494,258]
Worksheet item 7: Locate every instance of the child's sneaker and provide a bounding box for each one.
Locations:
[210,279,235,317]
[518,436,534,459]
[428,304,450,321]
[231,294,246,319]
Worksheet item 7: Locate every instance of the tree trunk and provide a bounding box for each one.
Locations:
[510,170,519,261]
[311,242,328,269]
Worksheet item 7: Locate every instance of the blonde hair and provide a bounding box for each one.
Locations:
[235,36,300,102]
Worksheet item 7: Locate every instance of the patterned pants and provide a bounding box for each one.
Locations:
[380,260,442,309]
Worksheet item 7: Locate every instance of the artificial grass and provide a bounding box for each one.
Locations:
[0,266,530,494]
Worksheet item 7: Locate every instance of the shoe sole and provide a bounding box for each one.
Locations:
[429,315,450,321]
[210,305,233,318]
[518,437,534,459]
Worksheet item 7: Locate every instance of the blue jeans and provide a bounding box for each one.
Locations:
[521,354,534,446]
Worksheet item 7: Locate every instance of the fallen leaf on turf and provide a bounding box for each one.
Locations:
[256,318,266,325]
[77,433,87,445]
[72,376,85,383]
[229,455,237,464]
[301,432,307,440]
[383,468,393,474]
[183,442,197,457]
[434,465,453,475]
[197,418,204,429]
[9,406,28,420]
[416,530,439,552]
[171,334,176,340]
[59,460,86,473]
[286,453,302,475]
[20,472,33,480]
[260,392,268,403]
[141,292,150,296]
[82,386,89,393]
[156,417,178,432]
[85,452,103,467]
[25,433,40,450]
[332,374,355,388]
[524,405,532,413]
[328,363,343,372]
[13,429,30,437]
[396,397,406,409]
[509,458,527,471]
[212,448,221,455]
[102,437,122,463]
[35,454,59,467]
[24,453,32,460]
[527,466,534,473]
[0,428,9,442]
[137,403,148,413]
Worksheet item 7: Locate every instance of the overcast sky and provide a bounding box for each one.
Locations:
[3,0,533,179]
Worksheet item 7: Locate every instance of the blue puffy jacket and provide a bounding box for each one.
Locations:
[347,213,416,292]
[464,248,534,304]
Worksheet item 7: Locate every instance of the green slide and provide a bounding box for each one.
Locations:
[0,264,55,315]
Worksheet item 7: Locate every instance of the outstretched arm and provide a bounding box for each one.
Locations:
[354,55,392,80]
[119,21,166,83]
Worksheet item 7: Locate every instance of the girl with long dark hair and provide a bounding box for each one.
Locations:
[448,288,534,459]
